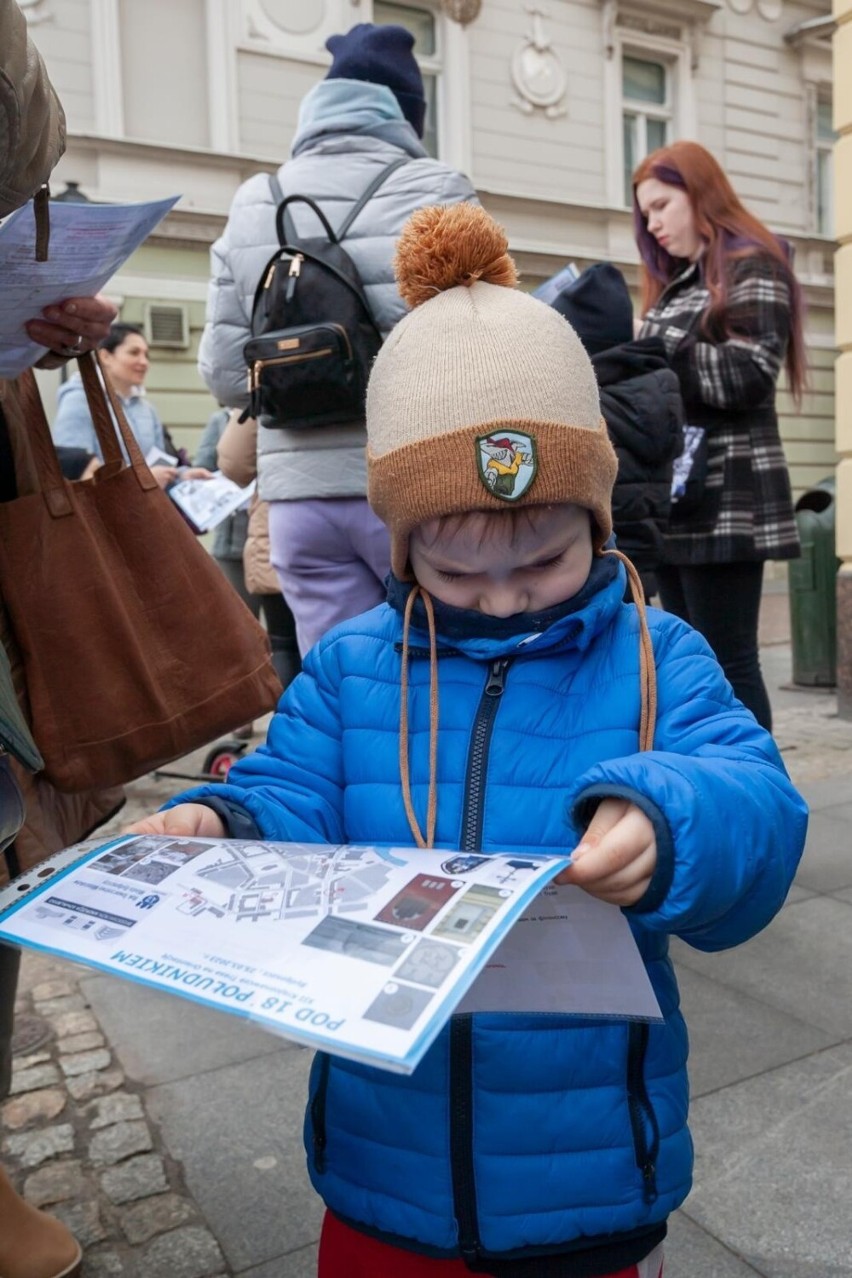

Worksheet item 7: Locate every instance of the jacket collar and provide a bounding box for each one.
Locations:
[386,553,625,662]
[291,80,427,160]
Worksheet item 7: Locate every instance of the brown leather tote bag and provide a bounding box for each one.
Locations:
[0,355,282,792]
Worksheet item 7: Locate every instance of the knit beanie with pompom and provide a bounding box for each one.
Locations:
[366,204,619,579]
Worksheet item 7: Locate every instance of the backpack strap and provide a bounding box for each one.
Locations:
[268,156,409,247]
[335,156,409,240]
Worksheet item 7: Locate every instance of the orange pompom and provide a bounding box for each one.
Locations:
[394,204,518,309]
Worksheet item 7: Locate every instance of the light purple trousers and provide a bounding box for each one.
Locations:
[268,497,391,656]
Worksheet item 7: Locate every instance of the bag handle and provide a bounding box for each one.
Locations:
[270,156,408,249]
[16,354,157,519]
[79,354,157,492]
[275,193,337,249]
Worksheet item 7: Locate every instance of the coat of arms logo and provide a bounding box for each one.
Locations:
[476,431,538,501]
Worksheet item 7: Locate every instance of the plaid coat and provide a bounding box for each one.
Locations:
[639,253,800,565]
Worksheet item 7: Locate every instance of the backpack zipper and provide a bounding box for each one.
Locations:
[285,253,303,302]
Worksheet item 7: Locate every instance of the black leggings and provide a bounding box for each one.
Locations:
[656,561,772,731]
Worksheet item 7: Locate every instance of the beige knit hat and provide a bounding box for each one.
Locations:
[367,203,618,578]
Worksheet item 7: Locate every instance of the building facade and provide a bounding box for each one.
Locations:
[26,0,837,496]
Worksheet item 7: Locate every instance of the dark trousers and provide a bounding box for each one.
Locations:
[656,561,772,731]
[0,943,20,1101]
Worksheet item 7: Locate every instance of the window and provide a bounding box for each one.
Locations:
[622,55,672,206]
[815,96,835,238]
[373,1,440,158]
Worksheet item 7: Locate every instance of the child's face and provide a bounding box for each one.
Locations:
[409,505,594,616]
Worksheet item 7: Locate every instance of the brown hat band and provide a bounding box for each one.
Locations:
[368,418,618,579]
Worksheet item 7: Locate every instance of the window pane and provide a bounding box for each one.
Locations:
[374,2,436,56]
[646,116,669,152]
[817,98,835,142]
[421,73,438,158]
[623,112,638,206]
[623,56,666,105]
[817,149,833,237]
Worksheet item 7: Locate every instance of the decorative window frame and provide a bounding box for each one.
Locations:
[88,0,471,171]
[784,17,836,240]
[600,0,717,209]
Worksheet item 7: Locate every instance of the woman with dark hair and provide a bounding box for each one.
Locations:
[633,140,805,731]
[53,322,183,489]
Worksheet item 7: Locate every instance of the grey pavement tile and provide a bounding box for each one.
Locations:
[795,777,852,813]
[80,973,292,1086]
[666,1211,766,1276]
[235,1243,318,1277]
[686,1042,852,1278]
[673,964,835,1097]
[146,1048,322,1272]
[671,896,852,1036]
[833,887,852,904]
[794,808,852,893]
[782,884,815,904]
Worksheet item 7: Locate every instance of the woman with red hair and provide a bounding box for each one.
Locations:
[633,140,805,731]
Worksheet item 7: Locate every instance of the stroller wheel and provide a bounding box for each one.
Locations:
[203,741,246,780]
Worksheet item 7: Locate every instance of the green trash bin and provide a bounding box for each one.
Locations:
[788,477,840,686]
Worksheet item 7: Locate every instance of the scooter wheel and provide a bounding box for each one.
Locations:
[203,748,240,780]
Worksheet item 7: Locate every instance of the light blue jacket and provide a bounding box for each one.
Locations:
[171,564,807,1268]
[52,375,166,462]
[198,80,477,502]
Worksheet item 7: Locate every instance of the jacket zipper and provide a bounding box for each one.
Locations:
[460,659,509,853]
[311,1052,331,1174]
[451,658,510,1264]
[627,1023,659,1204]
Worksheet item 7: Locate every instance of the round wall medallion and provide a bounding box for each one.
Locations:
[257,0,326,35]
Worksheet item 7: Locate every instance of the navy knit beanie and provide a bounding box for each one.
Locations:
[550,263,634,356]
[325,23,426,138]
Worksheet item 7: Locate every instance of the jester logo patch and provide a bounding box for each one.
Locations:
[476,431,538,501]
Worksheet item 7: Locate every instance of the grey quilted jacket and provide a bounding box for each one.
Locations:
[198,112,477,501]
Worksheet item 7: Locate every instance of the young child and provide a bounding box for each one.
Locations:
[129,204,807,1278]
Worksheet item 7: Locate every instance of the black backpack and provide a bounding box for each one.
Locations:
[244,158,407,431]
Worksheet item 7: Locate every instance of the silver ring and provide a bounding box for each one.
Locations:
[59,336,85,357]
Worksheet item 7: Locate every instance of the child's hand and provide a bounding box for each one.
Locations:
[555,798,656,906]
[123,804,226,839]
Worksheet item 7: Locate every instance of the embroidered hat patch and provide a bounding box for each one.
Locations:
[476,431,538,501]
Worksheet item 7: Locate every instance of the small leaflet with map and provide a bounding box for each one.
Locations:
[0,835,574,1073]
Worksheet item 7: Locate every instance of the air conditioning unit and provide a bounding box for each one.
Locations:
[144,303,190,349]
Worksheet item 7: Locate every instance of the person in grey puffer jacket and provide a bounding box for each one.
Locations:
[197,23,478,655]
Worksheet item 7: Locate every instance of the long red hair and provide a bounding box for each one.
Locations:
[632,141,806,402]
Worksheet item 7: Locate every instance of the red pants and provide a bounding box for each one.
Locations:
[318,1213,664,1278]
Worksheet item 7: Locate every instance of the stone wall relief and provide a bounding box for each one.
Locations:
[510,5,567,118]
[441,0,483,21]
[726,0,783,20]
[241,0,364,55]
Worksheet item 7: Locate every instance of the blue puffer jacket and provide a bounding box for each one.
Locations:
[173,564,807,1273]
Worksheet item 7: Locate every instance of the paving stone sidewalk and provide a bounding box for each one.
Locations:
[7,954,227,1278]
[3,638,851,1276]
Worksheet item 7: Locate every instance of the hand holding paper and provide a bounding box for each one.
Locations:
[0,195,180,378]
[556,798,657,906]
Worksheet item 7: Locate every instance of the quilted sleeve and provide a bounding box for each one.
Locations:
[568,616,808,952]
[166,634,347,845]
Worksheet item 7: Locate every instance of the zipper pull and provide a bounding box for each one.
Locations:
[285,253,302,302]
[485,660,508,696]
[263,261,277,290]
